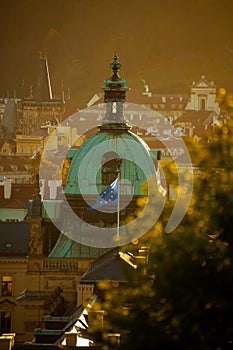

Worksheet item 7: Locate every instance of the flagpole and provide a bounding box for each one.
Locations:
[117,171,120,245]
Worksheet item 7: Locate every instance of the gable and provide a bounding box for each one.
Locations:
[197,82,209,87]
[0,298,16,308]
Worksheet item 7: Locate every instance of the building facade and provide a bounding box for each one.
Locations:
[185,75,220,113]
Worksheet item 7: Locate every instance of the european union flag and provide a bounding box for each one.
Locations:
[88,178,119,211]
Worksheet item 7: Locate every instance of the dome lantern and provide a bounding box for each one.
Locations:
[101,54,130,131]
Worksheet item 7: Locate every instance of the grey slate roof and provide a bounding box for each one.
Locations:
[80,248,136,283]
[0,221,30,255]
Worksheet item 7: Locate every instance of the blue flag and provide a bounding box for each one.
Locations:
[88,178,119,211]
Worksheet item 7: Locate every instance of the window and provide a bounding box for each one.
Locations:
[200,98,206,110]
[112,102,117,113]
[1,276,12,296]
[102,152,121,186]
[0,312,11,334]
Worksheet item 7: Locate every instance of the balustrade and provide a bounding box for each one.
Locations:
[42,258,79,271]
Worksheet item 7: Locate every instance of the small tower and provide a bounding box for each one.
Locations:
[101,53,130,129]
[19,56,65,135]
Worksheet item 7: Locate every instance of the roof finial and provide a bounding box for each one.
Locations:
[110,53,121,80]
[103,53,128,103]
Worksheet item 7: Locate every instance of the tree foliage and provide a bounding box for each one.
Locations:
[29,149,61,181]
[89,120,233,349]
[216,88,233,118]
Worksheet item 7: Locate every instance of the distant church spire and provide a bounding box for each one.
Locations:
[100,53,130,131]
[34,55,53,102]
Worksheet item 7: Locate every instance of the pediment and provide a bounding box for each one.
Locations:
[0,298,16,308]
[197,82,209,87]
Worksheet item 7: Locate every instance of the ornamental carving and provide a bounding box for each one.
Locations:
[29,220,43,255]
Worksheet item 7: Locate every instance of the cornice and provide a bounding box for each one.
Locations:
[0,257,28,264]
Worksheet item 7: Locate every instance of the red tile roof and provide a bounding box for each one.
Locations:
[0,155,31,172]
[0,183,34,208]
[174,110,219,138]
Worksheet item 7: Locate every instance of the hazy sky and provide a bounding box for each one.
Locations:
[1,0,233,107]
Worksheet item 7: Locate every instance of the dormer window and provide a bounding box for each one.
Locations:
[24,164,30,171]
[5,243,12,248]
[10,165,17,171]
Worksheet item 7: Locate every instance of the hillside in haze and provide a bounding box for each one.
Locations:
[0,0,233,107]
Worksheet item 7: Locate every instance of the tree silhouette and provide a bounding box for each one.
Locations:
[88,119,233,349]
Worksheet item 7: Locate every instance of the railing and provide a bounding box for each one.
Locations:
[42,258,79,271]
[27,257,91,272]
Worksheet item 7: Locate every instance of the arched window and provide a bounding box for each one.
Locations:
[102,152,121,186]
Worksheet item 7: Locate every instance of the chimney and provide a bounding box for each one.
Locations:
[0,333,15,350]
[65,332,77,347]
[3,179,12,199]
[48,179,61,199]
[162,96,166,103]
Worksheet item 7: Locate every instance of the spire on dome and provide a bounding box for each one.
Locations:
[100,54,130,131]
[103,53,128,103]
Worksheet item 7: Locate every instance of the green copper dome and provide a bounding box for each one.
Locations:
[64,130,157,196]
